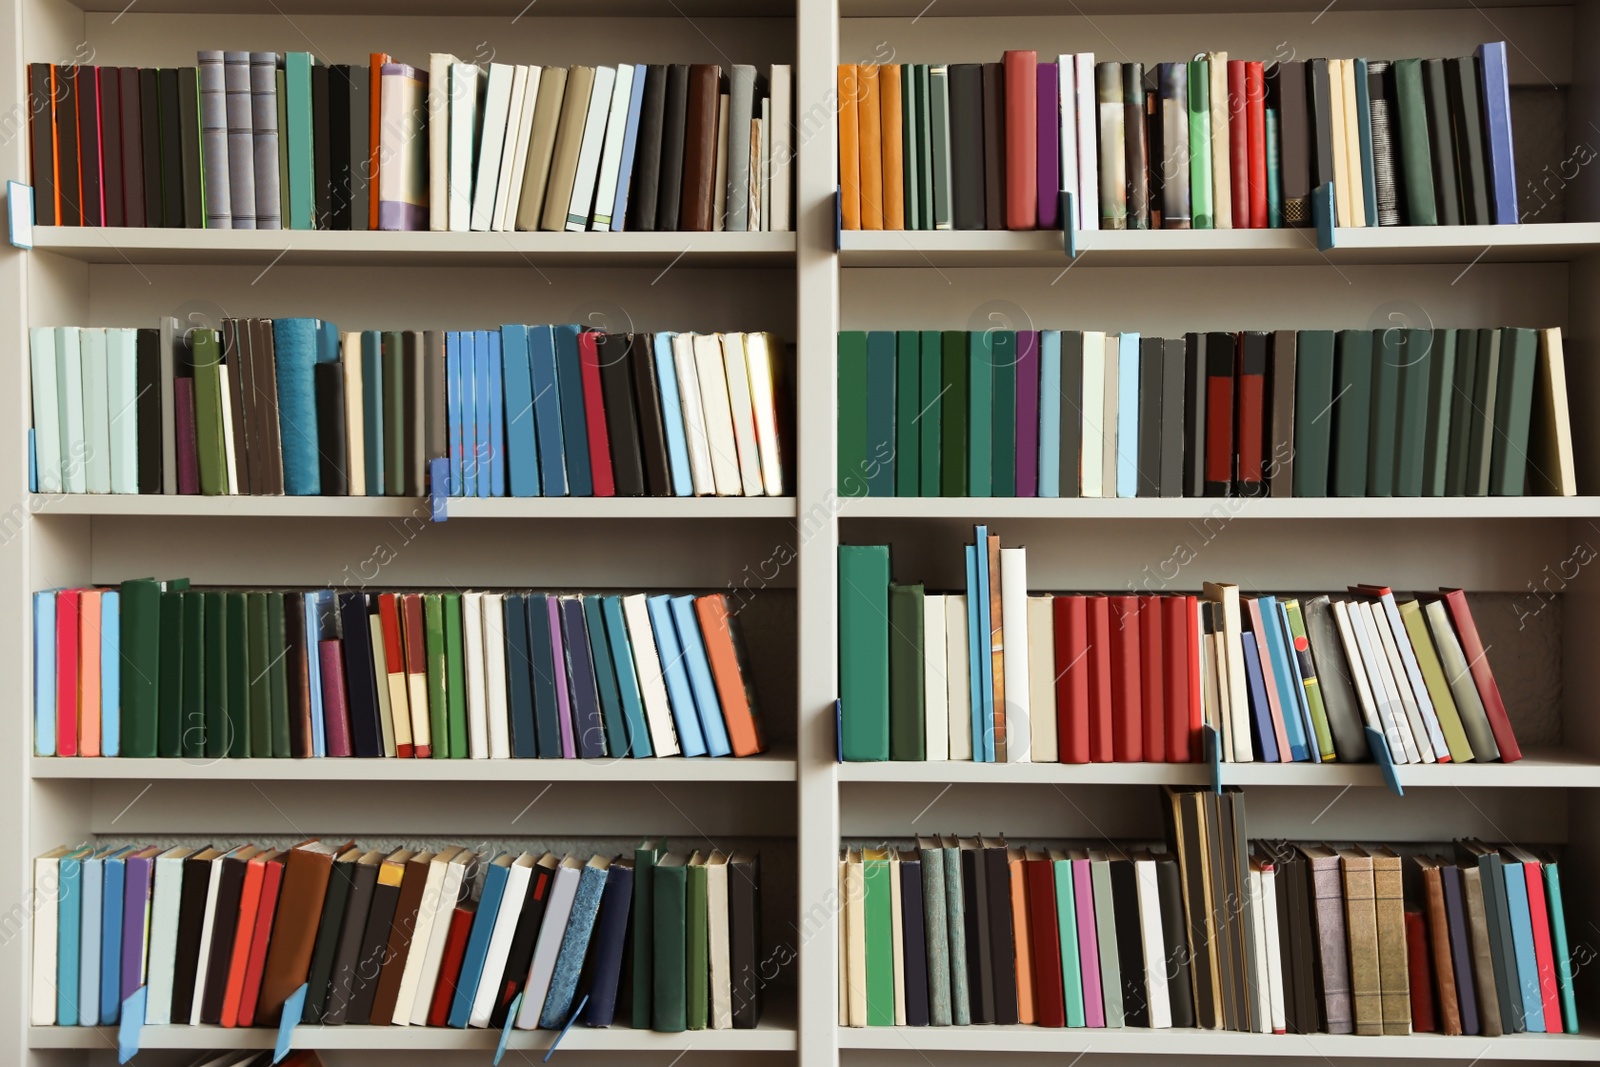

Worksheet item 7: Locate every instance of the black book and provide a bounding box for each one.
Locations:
[100,67,124,226]
[982,840,1018,1025]
[1059,331,1083,497]
[1109,858,1150,1027]
[959,842,986,1023]
[284,592,312,757]
[314,361,348,494]
[312,62,332,228]
[168,848,217,1024]
[900,852,930,1026]
[56,66,80,225]
[176,67,203,228]
[981,63,1005,229]
[136,327,163,492]
[345,853,404,1024]
[527,593,563,757]
[490,853,554,1027]
[78,68,103,226]
[1276,61,1311,224]
[730,851,762,1029]
[304,848,358,1022]
[28,65,55,225]
[596,332,646,496]
[329,65,353,229]
[1159,337,1186,498]
[948,63,985,230]
[1184,332,1207,497]
[561,597,606,758]
[156,68,184,225]
[1154,852,1195,1029]
[1447,56,1490,225]
[502,594,537,758]
[336,592,384,757]
[629,65,668,231]
[1422,59,1462,225]
[630,332,672,495]
[1137,336,1163,496]
[199,846,255,1022]
[323,850,381,1025]
[1145,80,1163,227]
[138,68,162,226]
[1306,59,1335,197]
[656,64,690,232]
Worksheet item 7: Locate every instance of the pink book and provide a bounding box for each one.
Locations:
[78,590,102,756]
[175,377,201,494]
[319,640,354,757]
[1073,857,1104,1027]
[548,596,575,757]
[55,589,80,757]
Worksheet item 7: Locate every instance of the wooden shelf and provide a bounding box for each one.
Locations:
[837,497,1600,520]
[32,754,798,782]
[31,494,796,519]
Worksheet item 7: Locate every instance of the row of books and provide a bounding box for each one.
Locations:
[841,797,1573,1036]
[33,582,767,761]
[32,839,763,1033]
[27,57,793,233]
[838,327,1574,499]
[29,323,788,499]
[838,44,1518,231]
[837,526,1520,764]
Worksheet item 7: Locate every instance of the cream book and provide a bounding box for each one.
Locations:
[590,64,636,231]
[405,607,431,755]
[707,852,733,1028]
[488,65,531,233]
[31,846,70,1025]
[409,848,473,1025]
[341,332,365,495]
[1363,601,1430,763]
[517,66,568,231]
[712,92,730,230]
[447,62,481,232]
[427,53,460,230]
[482,593,512,759]
[1074,53,1098,230]
[1079,331,1106,496]
[498,66,541,232]
[1340,60,1366,227]
[743,332,785,495]
[470,852,536,1026]
[888,849,906,1024]
[945,595,972,760]
[369,615,398,756]
[392,845,461,1024]
[837,856,850,1024]
[692,333,742,496]
[999,547,1031,762]
[217,373,239,495]
[1328,59,1352,228]
[622,592,681,756]
[461,593,489,759]
[923,593,950,761]
[470,63,516,231]
[1202,582,1252,762]
[1331,599,1386,738]
[717,332,765,495]
[1534,327,1576,495]
[1027,595,1058,762]
[673,333,716,495]
[843,848,867,1026]
[1207,51,1231,228]
[565,65,616,231]
[542,65,595,231]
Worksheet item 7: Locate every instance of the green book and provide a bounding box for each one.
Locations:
[1398,600,1473,762]
[1283,599,1336,761]
[1391,58,1438,226]
[685,854,709,1030]
[968,332,994,496]
[919,330,942,496]
[382,331,406,496]
[158,590,185,757]
[838,331,869,497]
[990,330,1016,497]
[225,592,249,757]
[940,331,967,495]
[1421,329,1458,496]
[284,52,315,230]
[902,64,920,230]
[1367,329,1401,497]
[863,849,895,1025]
[1445,329,1479,496]
[942,840,970,1024]
[895,331,921,497]
[1393,329,1431,496]
[632,841,662,1030]
[202,591,227,759]
[1490,327,1538,496]
[119,579,162,758]
[1292,331,1336,496]
[916,65,933,230]
[1053,851,1085,1027]
[839,544,890,761]
[929,64,952,230]
[423,593,449,759]
[190,328,227,496]
[181,591,206,759]
[1331,330,1374,497]
[1465,328,1501,496]
[584,596,629,759]
[889,583,925,761]
[865,331,896,496]
[247,591,271,758]
[1188,59,1213,228]
[266,592,291,757]
[443,593,468,758]
[652,852,688,1032]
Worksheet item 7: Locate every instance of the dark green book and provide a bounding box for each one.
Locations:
[1445,329,1479,495]
[1421,329,1457,496]
[916,65,933,229]
[423,593,448,759]
[919,330,942,496]
[266,592,291,757]
[1138,337,1163,497]
[443,593,468,758]
[202,591,227,759]
[1292,330,1336,496]
[632,841,662,1030]
[1060,331,1083,497]
[1393,329,1431,496]
[990,331,1015,497]
[584,596,629,759]
[1368,329,1401,496]
[652,852,688,1032]
[190,328,227,497]
[889,583,926,761]
[896,331,921,497]
[181,591,206,758]
[940,331,968,495]
[686,854,709,1030]
[1490,327,1538,496]
[969,332,994,496]
[305,848,357,1022]
[902,64,920,230]
[1447,57,1490,225]
[158,589,185,757]
[838,331,869,497]
[839,544,891,761]
[866,331,897,496]
[225,592,249,757]
[1466,328,1501,495]
[1391,59,1437,225]
[247,591,271,758]
[382,330,406,496]
[120,578,162,758]
[1422,59,1461,225]
[1331,330,1374,497]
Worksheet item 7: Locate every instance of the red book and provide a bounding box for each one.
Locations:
[1054,595,1090,764]
[427,903,477,1027]
[222,852,269,1026]
[1139,595,1165,762]
[1109,596,1142,762]
[1025,855,1066,1026]
[238,851,286,1026]
[1003,50,1038,229]
[1086,596,1114,762]
[1227,61,1248,228]
[1439,589,1521,761]
[1163,596,1192,763]
[1405,910,1437,1032]
[377,593,412,758]
[1203,334,1234,495]
[1184,596,1203,761]
[578,330,616,497]
[402,593,430,758]
[319,639,353,758]
[1516,852,1562,1030]
[1233,332,1268,496]
[1246,61,1268,227]
[55,589,80,757]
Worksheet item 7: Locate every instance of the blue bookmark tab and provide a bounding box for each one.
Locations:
[28,428,36,492]
[1313,182,1337,251]
[1364,726,1404,797]
[834,698,845,763]
[117,987,145,1064]
[495,992,523,1065]
[1202,722,1222,795]
[8,180,34,249]
[429,456,449,522]
[275,982,308,1063]
[543,993,590,1062]
[1061,191,1076,260]
[833,187,843,253]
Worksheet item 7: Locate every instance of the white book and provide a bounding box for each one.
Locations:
[427,53,460,231]
[759,97,770,231]
[79,327,111,493]
[945,595,972,760]
[369,615,398,757]
[1102,334,1120,494]
[31,846,69,1025]
[888,850,906,1024]
[58,327,86,493]
[498,66,541,232]
[707,852,732,1028]
[923,594,949,761]
[623,593,680,756]
[106,328,138,493]
[693,333,742,496]
[30,327,62,493]
[1371,590,1449,759]
[1331,599,1385,737]
[144,845,196,1024]
[1365,600,1432,763]
[462,593,489,758]
[1079,331,1105,496]
[409,847,472,1025]
[999,546,1031,762]
[393,846,457,1024]
[1056,56,1079,227]
[768,65,792,231]
[191,847,244,1024]
[1344,600,1415,762]
[718,333,764,496]
[448,63,482,231]
[489,66,530,233]
[673,334,716,496]
[218,373,239,495]
[1204,582,1253,763]
[1073,53,1098,231]
[1261,862,1287,1033]
[742,333,784,496]
[1248,866,1271,1031]
[341,332,365,496]
[482,593,511,759]
[1027,595,1058,762]
[470,851,535,1027]
[565,65,616,231]
[517,856,583,1028]
[471,64,516,231]
[712,92,730,231]
[1134,856,1171,1028]
[590,63,636,231]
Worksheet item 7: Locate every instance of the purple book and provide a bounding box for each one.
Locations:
[320,639,354,757]
[548,596,576,757]
[1015,331,1040,496]
[174,377,200,494]
[1073,858,1104,1027]
[1036,64,1060,229]
[120,847,158,1002]
[1476,43,1518,225]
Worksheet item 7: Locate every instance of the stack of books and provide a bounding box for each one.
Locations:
[29,324,788,498]
[838,526,1520,764]
[34,583,766,761]
[31,839,763,1033]
[27,56,793,232]
[840,796,1574,1035]
[838,44,1518,231]
[838,327,1574,498]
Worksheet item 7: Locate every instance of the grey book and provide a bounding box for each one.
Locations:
[1059,331,1083,498]
[1422,599,1499,761]
[1301,595,1370,762]
[929,64,953,230]
[917,837,951,1026]
[1159,337,1186,497]
[725,65,756,231]
[199,52,232,228]
[250,53,282,229]
[223,52,256,228]
[1269,330,1296,497]
[941,837,970,1025]
[539,856,610,1027]
[1137,336,1162,496]
[1465,328,1500,495]
[1089,851,1123,1026]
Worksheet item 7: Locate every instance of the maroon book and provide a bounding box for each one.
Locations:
[77,66,103,226]
[1234,331,1268,496]
[1204,332,1235,496]
[98,71,123,226]
[118,67,145,227]
[320,640,354,757]
[1227,61,1249,229]
[1405,910,1437,1032]
[175,376,201,493]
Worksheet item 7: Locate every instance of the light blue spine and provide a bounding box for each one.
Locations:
[488,330,506,496]
[500,325,541,497]
[476,331,493,499]
[966,545,982,763]
[306,590,328,757]
[79,852,103,1026]
[35,591,55,756]
[1115,332,1140,498]
[539,862,611,1027]
[653,333,693,496]
[528,326,569,496]
[975,525,995,762]
[1502,860,1545,1032]
[99,849,127,1024]
[448,854,509,1028]
[100,591,119,756]
[1259,596,1309,761]
[1276,600,1319,763]
[602,596,652,757]
[647,594,706,756]
[610,65,648,231]
[447,332,463,495]
[671,594,731,757]
[1037,330,1062,497]
[461,331,478,497]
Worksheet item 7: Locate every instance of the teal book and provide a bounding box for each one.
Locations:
[1265,108,1283,227]
[284,53,315,229]
[990,330,1016,496]
[1115,332,1140,498]
[1465,328,1501,496]
[1293,331,1336,496]
[1394,329,1431,496]
[919,331,942,495]
[969,332,994,496]
[539,858,611,1027]
[940,332,967,495]
[942,840,970,1025]
[917,841,951,1025]
[652,853,688,1032]
[631,842,662,1029]
[1368,328,1401,496]
[448,853,509,1028]
[1445,329,1480,496]
[865,331,897,496]
[1331,330,1374,497]
[1421,329,1458,496]
[863,850,894,1025]
[1188,59,1213,228]
[584,597,630,759]
[1054,852,1085,1027]
[1542,857,1579,1033]
[602,596,652,757]
[56,846,87,1024]
[839,545,891,761]
[838,332,869,497]
[895,331,921,496]
[1501,858,1545,1032]
[1490,327,1538,496]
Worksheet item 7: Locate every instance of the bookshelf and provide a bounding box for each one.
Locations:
[7,1,1600,1066]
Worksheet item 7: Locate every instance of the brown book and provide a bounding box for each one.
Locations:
[1337,846,1382,1035]
[1298,843,1353,1033]
[541,66,596,232]
[367,849,435,1024]
[1461,865,1505,1035]
[1200,790,1236,1028]
[1161,786,1219,1029]
[256,839,351,1025]
[880,64,905,228]
[285,592,315,756]
[858,64,883,229]
[248,318,286,495]
[1367,845,1411,1035]
[982,63,1005,229]
[679,64,721,231]
[1415,856,1462,1034]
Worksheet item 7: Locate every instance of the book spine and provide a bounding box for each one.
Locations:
[250,55,282,230]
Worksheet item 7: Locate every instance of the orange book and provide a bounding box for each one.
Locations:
[693,594,766,757]
[858,64,883,229]
[48,66,61,225]
[1009,847,1035,1024]
[237,850,285,1026]
[368,54,390,229]
[880,65,905,229]
[221,850,271,1026]
[838,65,861,230]
[78,590,101,756]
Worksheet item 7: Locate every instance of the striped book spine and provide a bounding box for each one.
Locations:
[250,54,282,229]
[224,53,257,228]
[198,52,232,228]
[1367,61,1401,226]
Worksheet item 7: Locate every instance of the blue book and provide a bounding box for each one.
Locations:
[647,594,707,756]
[582,859,635,1024]
[448,852,511,1028]
[503,595,537,759]
[1543,857,1578,1033]
[540,858,612,1027]
[865,331,896,496]
[79,850,104,1027]
[1502,858,1545,1032]
[475,330,493,498]
[485,330,505,496]
[653,333,693,496]
[1257,596,1309,761]
[553,325,591,495]
[1477,43,1519,225]
[462,331,480,496]
[1037,330,1062,498]
[99,847,131,1024]
[583,596,629,758]
[305,592,326,757]
[272,317,322,495]
[965,545,983,764]
[100,591,120,757]
[35,590,55,756]
[1353,59,1379,226]
[528,325,568,496]
[1240,637,1280,762]
[446,332,463,495]
[1275,600,1319,763]
[561,597,607,758]
[58,847,87,1024]
[975,526,995,762]
[361,331,383,494]
[500,325,541,497]
[1115,332,1140,498]
[610,65,648,232]
[602,595,652,758]
[670,595,731,757]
